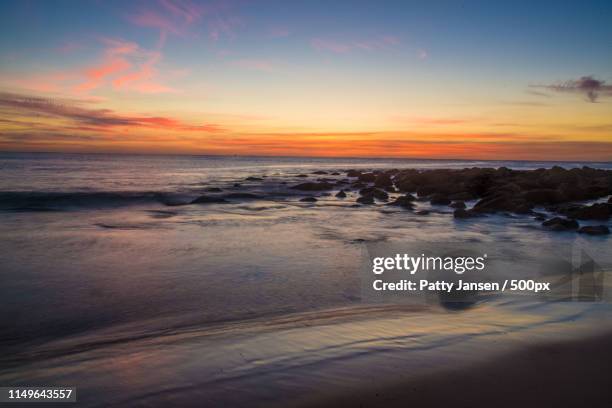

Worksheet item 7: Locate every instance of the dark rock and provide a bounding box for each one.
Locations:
[246,176,263,181]
[374,173,393,188]
[335,190,347,198]
[346,170,361,177]
[559,203,611,220]
[204,187,223,192]
[384,186,397,193]
[448,192,476,201]
[356,195,375,205]
[296,174,309,178]
[542,217,579,231]
[522,189,565,205]
[453,208,480,218]
[416,210,430,215]
[578,225,610,235]
[312,170,328,175]
[291,182,334,191]
[358,173,377,183]
[331,172,341,175]
[352,182,367,189]
[300,196,318,202]
[450,201,466,209]
[191,195,229,204]
[473,194,533,214]
[359,187,388,200]
[387,196,415,209]
[224,193,263,199]
[233,183,241,187]
[430,194,451,205]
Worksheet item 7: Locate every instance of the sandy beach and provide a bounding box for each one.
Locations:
[311,330,612,408]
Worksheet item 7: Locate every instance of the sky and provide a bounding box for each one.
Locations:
[0,0,611,160]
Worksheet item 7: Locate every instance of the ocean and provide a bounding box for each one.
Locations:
[1,152,611,407]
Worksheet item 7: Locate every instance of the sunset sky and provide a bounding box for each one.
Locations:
[1,0,611,160]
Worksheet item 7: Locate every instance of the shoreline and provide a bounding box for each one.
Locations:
[308,329,612,408]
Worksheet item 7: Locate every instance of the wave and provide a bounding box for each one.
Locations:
[0,191,191,211]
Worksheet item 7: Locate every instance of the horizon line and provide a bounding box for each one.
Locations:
[1,150,611,164]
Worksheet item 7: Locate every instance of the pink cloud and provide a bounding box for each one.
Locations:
[74,38,177,94]
[311,35,400,54]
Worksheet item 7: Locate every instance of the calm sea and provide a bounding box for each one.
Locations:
[1,152,611,407]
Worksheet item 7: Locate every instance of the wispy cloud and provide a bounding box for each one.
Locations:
[532,76,612,103]
[0,91,224,132]
[74,38,176,94]
[311,35,400,54]
[128,0,240,44]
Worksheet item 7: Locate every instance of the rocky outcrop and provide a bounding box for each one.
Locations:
[430,194,451,205]
[358,173,377,183]
[300,196,318,202]
[542,217,579,231]
[335,190,347,198]
[356,195,375,205]
[578,225,610,235]
[557,203,611,220]
[450,201,466,209]
[387,195,415,209]
[453,208,482,219]
[191,195,229,204]
[291,182,335,191]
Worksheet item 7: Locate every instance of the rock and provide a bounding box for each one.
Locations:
[387,195,415,209]
[531,211,547,221]
[453,208,480,218]
[430,194,451,205]
[384,186,397,193]
[578,225,610,235]
[352,182,367,189]
[522,189,565,205]
[448,192,476,201]
[233,183,241,187]
[191,195,229,204]
[346,170,361,177]
[224,193,263,199]
[331,172,341,175]
[291,182,334,191]
[300,197,318,202]
[450,201,466,209]
[559,203,611,220]
[358,173,377,183]
[296,174,308,178]
[374,174,393,188]
[356,195,375,205]
[359,188,388,200]
[204,187,223,192]
[542,217,579,231]
[473,195,533,214]
[312,170,328,175]
[335,190,347,198]
[245,176,263,181]
[416,210,430,215]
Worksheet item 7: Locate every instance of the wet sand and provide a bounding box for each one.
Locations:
[311,330,612,408]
